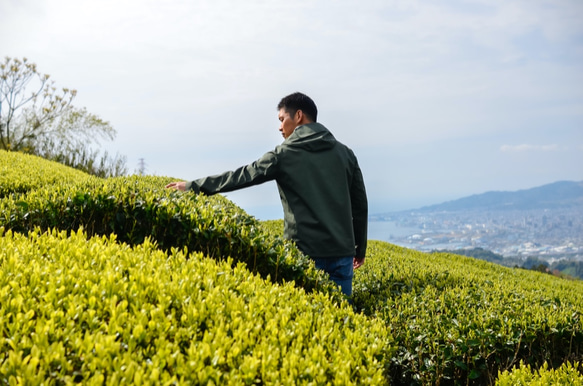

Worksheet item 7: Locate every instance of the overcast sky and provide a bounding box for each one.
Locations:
[2,0,582,219]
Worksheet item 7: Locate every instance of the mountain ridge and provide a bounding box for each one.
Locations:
[397,180,583,213]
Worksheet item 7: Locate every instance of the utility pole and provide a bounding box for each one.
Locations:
[137,158,147,175]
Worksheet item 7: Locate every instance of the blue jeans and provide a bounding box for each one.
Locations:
[312,256,354,297]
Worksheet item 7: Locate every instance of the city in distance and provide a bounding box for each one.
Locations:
[369,180,583,266]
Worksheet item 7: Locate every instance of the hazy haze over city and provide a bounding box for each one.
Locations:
[2,0,582,219]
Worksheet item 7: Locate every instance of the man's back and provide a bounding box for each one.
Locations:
[273,122,368,259]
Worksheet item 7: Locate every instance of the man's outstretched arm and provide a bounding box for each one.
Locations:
[165,151,279,194]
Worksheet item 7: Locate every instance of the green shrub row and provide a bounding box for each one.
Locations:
[496,361,583,385]
[0,150,90,198]
[353,241,583,385]
[261,219,583,384]
[4,151,583,384]
[0,174,339,298]
[0,228,392,385]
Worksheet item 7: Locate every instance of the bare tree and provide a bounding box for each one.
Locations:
[0,57,127,177]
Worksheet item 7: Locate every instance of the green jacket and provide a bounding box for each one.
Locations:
[185,122,368,259]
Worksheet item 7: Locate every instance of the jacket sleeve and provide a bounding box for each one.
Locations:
[185,151,279,195]
[351,160,368,258]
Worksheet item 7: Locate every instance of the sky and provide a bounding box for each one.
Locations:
[2,0,582,220]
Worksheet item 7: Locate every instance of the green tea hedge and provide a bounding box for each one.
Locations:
[496,361,583,385]
[0,150,90,198]
[0,175,338,297]
[4,150,583,385]
[354,241,583,385]
[0,228,392,384]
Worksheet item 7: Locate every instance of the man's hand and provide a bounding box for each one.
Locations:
[353,256,365,269]
[165,181,187,191]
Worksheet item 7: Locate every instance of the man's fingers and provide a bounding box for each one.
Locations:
[165,182,183,190]
[353,257,365,269]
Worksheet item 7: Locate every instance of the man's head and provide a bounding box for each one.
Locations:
[277,92,318,139]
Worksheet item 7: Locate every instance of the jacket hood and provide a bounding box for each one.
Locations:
[284,122,337,152]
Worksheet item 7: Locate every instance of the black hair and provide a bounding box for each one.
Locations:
[277,92,318,122]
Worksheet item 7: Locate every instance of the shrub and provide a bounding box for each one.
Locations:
[0,228,392,384]
[0,174,340,297]
[353,241,583,385]
[0,150,90,198]
[496,361,583,385]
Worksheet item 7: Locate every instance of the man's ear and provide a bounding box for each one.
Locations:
[295,109,306,124]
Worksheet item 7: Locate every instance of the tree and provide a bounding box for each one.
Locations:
[0,57,127,177]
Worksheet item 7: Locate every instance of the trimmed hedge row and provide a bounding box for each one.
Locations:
[0,228,392,384]
[496,361,583,385]
[0,150,90,198]
[353,241,583,385]
[4,151,583,384]
[0,175,339,297]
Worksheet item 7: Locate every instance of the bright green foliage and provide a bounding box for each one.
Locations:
[0,228,391,384]
[496,361,583,385]
[0,150,91,197]
[260,219,284,235]
[3,150,583,385]
[0,172,338,296]
[354,241,583,384]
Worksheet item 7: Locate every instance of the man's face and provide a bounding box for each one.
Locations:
[278,108,299,139]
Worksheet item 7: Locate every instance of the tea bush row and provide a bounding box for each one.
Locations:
[353,241,583,385]
[495,361,583,385]
[5,151,582,384]
[0,173,339,297]
[0,150,90,198]
[0,228,392,385]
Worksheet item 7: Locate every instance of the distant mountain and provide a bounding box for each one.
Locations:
[414,180,583,212]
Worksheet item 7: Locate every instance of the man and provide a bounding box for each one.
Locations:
[166,92,367,297]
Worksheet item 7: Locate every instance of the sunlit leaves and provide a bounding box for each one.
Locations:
[3,150,582,384]
[0,228,391,384]
[0,150,91,198]
[496,361,583,385]
[0,151,339,297]
[354,241,583,384]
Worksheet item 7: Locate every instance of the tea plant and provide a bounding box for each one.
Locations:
[4,149,583,385]
[0,150,90,198]
[0,174,339,297]
[354,241,583,384]
[496,361,583,385]
[0,228,392,384]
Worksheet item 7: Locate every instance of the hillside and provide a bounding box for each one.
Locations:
[1,150,583,385]
[416,180,583,212]
[370,181,583,264]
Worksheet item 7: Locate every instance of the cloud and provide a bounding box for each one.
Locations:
[500,144,560,152]
[2,0,582,218]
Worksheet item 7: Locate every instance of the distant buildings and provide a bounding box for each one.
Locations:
[370,207,583,261]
